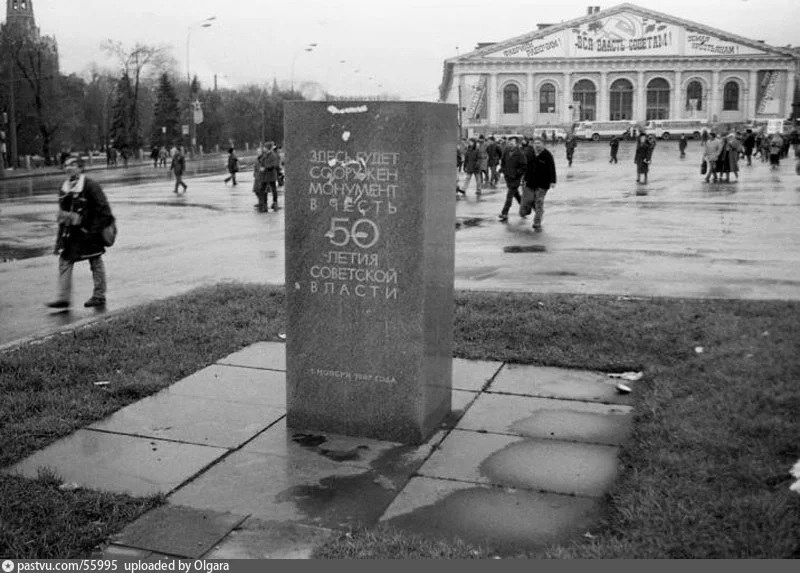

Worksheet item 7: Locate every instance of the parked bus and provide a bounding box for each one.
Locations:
[574,120,635,141]
[645,119,709,140]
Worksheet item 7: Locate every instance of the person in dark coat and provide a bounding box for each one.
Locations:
[497,136,527,222]
[743,129,756,166]
[224,147,239,186]
[262,141,281,211]
[678,135,688,159]
[565,133,577,167]
[461,138,482,197]
[170,148,188,193]
[486,136,502,188]
[47,155,114,309]
[520,137,557,231]
[609,135,620,164]
[634,134,654,184]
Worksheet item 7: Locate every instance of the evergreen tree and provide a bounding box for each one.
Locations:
[151,72,180,148]
[109,72,133,151]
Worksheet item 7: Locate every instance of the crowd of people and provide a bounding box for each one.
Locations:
[455,124,800,230]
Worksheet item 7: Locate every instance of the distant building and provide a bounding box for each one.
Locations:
[439,3,798,134]
[1,0,60,162]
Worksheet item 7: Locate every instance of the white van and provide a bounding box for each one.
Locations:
[645,119,708,140]
[574,120,635,141]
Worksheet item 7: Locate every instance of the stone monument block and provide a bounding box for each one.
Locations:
[284,101,457,444]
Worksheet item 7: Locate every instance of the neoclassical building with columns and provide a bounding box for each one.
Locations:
[439,3,797,134]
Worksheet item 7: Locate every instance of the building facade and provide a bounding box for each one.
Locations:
[439,3,797,134]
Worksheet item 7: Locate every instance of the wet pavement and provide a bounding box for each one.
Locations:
[2,140,799,349]
[3,342,634,557]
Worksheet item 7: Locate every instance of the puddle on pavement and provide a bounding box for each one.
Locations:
[455,217,484,230]
[145,201,225,212]
[291,432,369,463]
[0,244,51,262]
[385,485,599,555]
[503,245,546,253]
[274,437,435,528]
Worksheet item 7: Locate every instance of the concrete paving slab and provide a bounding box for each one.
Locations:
[88,392,282,449]
[452,358,503,392]
[217,342,286,371]
[4,429,226,496]
[204,518,334,559]
[488,364,633,405]
[456,393,632,445]
[168,450,396,529]
[166,364,286,409]
[416,429,620,497]
[380,476,600,555]
[110,504,248,559]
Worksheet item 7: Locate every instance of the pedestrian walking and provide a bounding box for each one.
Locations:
[487,136,502,188]
[768,132,784,169]
[46,155,115,310]
[252,145,269,212]
[718,133,740,182]
[565,133,577,167]
[520,136,557,232]
[703,132,723,183]
[150,146,159,168]
[678,135,688,159]
[497,136,527,222]
[742,130,755,166]
[461,138,482,197]
[262,141,281,211]
[223,147,239,186]
[158,146,169,167]
[609,135,620,164]
[171,147,188,193]
[477,135,490,186]
[634,133,654,184]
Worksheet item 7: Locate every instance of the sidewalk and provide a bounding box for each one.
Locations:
[3,341,634,558]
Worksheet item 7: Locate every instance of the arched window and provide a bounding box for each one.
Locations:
[503,84,520,114]
[539,83,556,113]
[609,79,633,120]
[646,78,670,120]
[572,79,596,121]
[686,80,703,112]
[723,81,739,111]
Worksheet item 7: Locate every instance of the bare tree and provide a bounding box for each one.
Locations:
[101,40,170,149]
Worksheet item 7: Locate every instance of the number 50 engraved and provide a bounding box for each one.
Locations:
[325,217,380,249]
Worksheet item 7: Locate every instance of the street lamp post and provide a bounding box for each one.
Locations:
[186,16,216,157]
[290,43,317,95]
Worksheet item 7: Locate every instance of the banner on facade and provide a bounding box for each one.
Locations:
[757,70,784,116]
[465,76,488,120]
[487,10,767,59]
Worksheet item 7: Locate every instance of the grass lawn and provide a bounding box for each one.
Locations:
[1,283,799,558]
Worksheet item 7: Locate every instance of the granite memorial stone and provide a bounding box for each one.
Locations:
[284,101,457,444]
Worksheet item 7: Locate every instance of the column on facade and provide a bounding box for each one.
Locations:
[748,69,759,119]
[710,69,720,122]
[487,72,498,128]
[784,68,795,119]
[636,71,645,122]
[526,72,535,126]
[598,71,608,122]
[672,70,682,120]
[562,71,572,124]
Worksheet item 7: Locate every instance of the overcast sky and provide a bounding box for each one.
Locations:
[25,0,800,100]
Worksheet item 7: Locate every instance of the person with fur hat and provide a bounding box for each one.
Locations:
[47,155,115,309]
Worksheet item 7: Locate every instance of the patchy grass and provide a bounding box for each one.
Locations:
[2,284,799,558]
